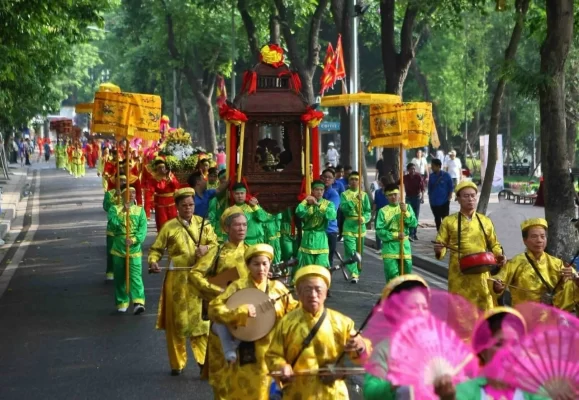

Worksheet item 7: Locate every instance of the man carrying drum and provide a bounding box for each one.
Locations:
[190,206,249,400]
[148,187,218,377]
[492,218,579,312]
[433,181,506,311]
[207,244,298,399]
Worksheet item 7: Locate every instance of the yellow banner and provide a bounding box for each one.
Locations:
[92,92,161,141]
[369,102,434,149]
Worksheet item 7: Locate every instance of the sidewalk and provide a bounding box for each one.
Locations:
[364,194,545,279]
[0,163,30,242]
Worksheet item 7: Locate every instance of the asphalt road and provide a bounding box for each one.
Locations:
[0,168,447,400]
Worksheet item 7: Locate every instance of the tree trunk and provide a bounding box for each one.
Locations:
[379,0,419,177]
[269,9,280,44]
[477,0,530,215]
[506,92,511,176]
[299,71,315,104]
[237,0,260,60]
[411,58,448,151]
[330,0,352,166]
[273,0,328,105]
[566,117,577,166]
[540,0,576,258]
[177,72,189,131]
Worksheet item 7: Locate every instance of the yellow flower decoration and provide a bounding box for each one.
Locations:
[260,44,284,67]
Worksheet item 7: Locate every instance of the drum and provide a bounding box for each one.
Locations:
[225,288,277,341]
[459,252,497,275]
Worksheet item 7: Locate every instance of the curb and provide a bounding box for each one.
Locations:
[364,236,448,279]
[0,171,30,241]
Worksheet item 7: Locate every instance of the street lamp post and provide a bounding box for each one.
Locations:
[349,0,360,169]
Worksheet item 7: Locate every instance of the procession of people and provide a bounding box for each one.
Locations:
[83,125,579,400]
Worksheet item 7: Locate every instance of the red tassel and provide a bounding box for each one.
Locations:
[291,72,302,93]
[242,71,257,94]
[229,124,238,182]
[297,177,308,202]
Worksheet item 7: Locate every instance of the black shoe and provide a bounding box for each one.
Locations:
[171,369,182,376]
[409,237,414,242]
[413,234,419,241]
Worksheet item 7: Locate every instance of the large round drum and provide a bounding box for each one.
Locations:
[225,288,277,342]
[459,252,497,275]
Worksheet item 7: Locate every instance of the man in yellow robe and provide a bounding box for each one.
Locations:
[434,181,506,311]
[148,187,218,376]
[493,218,579,312]
[208,244,298,400]
[190,206,249,400]
[265,265,371,399]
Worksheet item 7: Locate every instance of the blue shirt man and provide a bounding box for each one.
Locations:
[428,158,454,230]
[332,179,345,196]
[194,188,216,218]
[374,187,389,211]
[323,187,340,233]
[188,172,218,218]
[321,168,341,266]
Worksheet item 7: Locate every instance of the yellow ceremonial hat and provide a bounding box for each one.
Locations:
[174,187,195,198]
[244,244,274,262]
[521,218,548,232]
[455,181,478,194]
[294,265,331,288]
[220,205,245,231]
[381,274,429,299]
[118,174,127,180]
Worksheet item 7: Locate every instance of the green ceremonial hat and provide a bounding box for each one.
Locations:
[232,183,247,192]
[312,180,325,189]
[349,171,360,179]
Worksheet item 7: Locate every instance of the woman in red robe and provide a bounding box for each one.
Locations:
[148,158,180,231]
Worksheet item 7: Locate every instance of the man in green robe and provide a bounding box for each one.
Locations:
[226,182,269,245]
[207,169,228,243]
[103,174,126,281]
[279,207,297,262]
[107,186,148,314]
[264,212,282,264]
[340,171,371,283]
[375,183,417,282]
[294,180,337,279]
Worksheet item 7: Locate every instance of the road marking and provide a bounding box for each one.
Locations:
[0,172,40,299]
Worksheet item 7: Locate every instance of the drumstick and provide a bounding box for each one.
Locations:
[431,241,459,253]
[487,278,539,294]
[269,367,365,377]
[148,264,192,274]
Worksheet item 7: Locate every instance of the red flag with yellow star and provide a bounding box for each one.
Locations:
[320,42,336,95]
[335,34,346,81]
